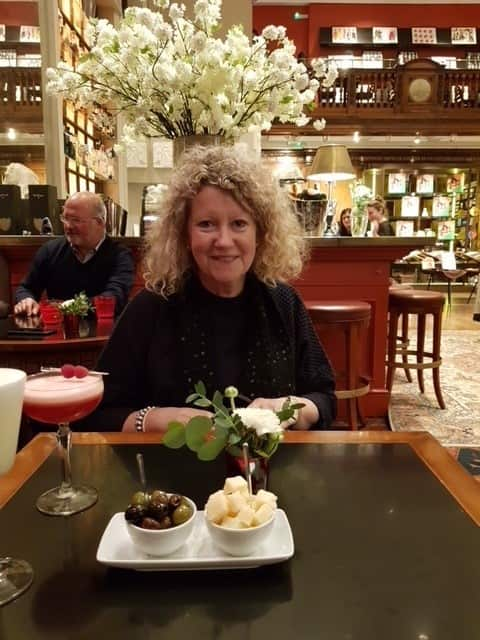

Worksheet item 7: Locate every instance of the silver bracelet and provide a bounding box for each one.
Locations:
[135,406,155,432]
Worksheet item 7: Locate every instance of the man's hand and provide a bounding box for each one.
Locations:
[14,297,40,316]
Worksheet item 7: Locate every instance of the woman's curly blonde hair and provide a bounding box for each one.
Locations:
[144,145,307,296]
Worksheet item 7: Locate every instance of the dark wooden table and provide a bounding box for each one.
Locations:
[1,431,479,638]
[0,316,113,373]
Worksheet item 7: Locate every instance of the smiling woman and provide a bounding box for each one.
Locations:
[187,185,257,298]
[82,145,337,436]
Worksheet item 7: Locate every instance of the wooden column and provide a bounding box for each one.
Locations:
[39,1,66,197]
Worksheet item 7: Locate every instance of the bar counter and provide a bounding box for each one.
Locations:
[0,235,434,419]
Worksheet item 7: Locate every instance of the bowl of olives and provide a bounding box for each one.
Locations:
[124,490,196,556]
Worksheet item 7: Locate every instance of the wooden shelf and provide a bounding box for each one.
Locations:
[319,27,479,49]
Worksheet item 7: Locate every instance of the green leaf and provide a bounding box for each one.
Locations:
[212,390,227,413]
[276,408,294,422]
[163,422,186,449]
[197,432,228,461]
[186,393,199,404]
[193,398,211,408]
[228,433,241,445]
[214,414,234,429]
[194,380,206,396]
[185,416,213,452]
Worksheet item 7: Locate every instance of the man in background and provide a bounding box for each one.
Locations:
[14,191,134,316]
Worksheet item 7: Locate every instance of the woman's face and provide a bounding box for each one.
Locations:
[367,206,380,222]
[342,211,351,230]
[187,185,257,297]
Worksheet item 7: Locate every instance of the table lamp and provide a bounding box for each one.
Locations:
[307,144,356,236]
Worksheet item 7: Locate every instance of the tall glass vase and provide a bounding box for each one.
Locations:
[172,135,226,165]
[351,206,369,237]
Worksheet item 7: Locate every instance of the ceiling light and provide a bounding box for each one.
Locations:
[7,128,16,140]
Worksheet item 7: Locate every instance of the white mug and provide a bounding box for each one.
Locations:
[0,368,26,475]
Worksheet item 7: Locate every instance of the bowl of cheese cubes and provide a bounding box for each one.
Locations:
[205,475,277,556]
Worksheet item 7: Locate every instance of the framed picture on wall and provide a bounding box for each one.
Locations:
[126,141,148,168]
[395,220,414,236]
[437,219,455,241]
[372,27,398,44]
[446,173,464,193]
[411,28,437,45]
[388,173,407,194]
[152,139,173,168]
[332,27,357,44]
[451,27,477,45]
[401,195,420,217]
[19,26,41,42]
[432,195,451,217]
[416,174,434,194]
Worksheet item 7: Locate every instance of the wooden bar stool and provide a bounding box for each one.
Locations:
[307,301,371,430]
[386,289,446,409]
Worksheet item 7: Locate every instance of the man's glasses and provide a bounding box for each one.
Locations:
[60,215,96,226]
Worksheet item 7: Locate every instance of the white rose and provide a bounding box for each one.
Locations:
[233,408,283,437]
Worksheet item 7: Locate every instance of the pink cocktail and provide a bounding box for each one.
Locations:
[23,374,103,424]
[23,371,104,516]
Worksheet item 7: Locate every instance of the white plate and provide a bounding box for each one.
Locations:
[96,510,294,571]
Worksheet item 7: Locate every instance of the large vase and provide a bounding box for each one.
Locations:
[172,134,226,165]
[351,206,369,237]
[225,452,269,493]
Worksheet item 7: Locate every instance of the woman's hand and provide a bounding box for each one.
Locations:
[247,396,319,430]
[122,406,213,433]
[370,219,379,237]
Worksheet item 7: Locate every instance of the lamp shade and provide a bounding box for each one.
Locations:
[307,144,356,182]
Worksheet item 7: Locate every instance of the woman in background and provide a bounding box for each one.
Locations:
[367,197,395,236]
[337,208,352,236]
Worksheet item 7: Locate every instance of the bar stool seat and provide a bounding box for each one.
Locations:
[308,301,371,430]
[386,289,446,409]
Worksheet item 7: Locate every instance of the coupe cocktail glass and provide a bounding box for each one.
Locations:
[23,371,104,516]
[0,368,33,606]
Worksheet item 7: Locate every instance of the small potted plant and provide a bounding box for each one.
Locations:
[163,382,303,491]
[59,292,92,338]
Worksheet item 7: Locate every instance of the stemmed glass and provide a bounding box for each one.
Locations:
[22,370,104,516]
[0,368,33,606]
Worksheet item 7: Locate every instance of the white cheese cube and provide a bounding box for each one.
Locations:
[253,489,277,510]
[226,491,247,516]
[252,503,274,526]
[237,505,255,528]
[205,490,228,524]
[224,475,248,495]
[221,515,243,529]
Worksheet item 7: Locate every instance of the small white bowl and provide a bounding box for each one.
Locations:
[126,496,197,557]
[206,512,275,557]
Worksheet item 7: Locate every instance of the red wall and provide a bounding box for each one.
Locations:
[0,2,38,25]
[253,5,310,55]
[253,4,480,58]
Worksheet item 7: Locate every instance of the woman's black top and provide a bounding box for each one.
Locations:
[85,274,336,430]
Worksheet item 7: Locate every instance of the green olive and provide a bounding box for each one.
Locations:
[172,502,193,526]
[131,491,149,507]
